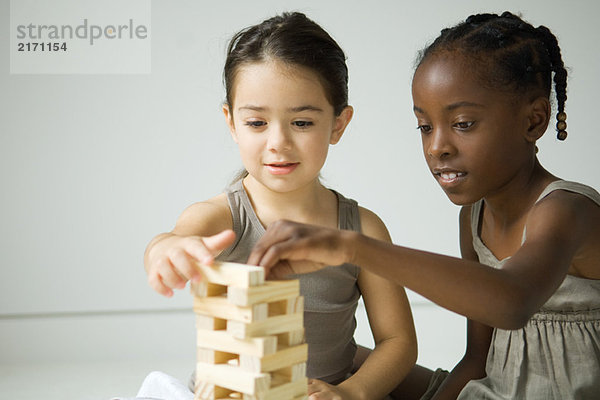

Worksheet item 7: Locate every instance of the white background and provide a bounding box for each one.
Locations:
[1,0,599,398]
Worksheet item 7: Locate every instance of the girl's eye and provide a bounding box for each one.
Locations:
[245,120,266,128]
[417,124,432,134]
[293,120,313,128]
[454,121,474,130]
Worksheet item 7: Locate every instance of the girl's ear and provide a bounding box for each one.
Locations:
[330,105,354,145]
[223,104,238,143]
[524,96,551,143]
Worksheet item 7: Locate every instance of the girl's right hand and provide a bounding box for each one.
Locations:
[247,220,356,279]
[145,230,236,297]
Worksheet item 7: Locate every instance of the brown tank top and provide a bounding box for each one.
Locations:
[217,179,362,383]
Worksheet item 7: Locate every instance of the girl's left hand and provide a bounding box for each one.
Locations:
[308,379,357,400]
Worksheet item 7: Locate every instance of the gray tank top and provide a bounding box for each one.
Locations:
[218,180,362,383]
[458,180,600,400]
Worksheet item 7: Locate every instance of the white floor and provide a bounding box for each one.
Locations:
[0,360,190,400]
[0,300,465,400]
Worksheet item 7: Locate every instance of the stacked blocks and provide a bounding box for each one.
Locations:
[191,261,308,400]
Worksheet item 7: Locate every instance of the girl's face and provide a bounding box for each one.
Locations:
[224,60,352,194]
[411,53,539,205]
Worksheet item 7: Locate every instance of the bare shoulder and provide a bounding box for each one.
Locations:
[173,192,233,236]
[356,207,414,326]
[528,188,600,235]
[528,188,600,277]
[358,206,392,242]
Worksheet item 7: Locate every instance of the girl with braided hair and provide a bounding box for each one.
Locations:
[249,11,600,399]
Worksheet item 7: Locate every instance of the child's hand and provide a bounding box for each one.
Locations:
[146,230,235,297]
[247,220,355,279]
[307,379,358,400]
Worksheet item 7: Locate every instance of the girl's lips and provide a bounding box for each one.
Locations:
[265,162,299,175]
[434,170,467,185]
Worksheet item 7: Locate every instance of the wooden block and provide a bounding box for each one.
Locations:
[194,296,268,323]
[194,380,233,400]
[276,329,305,347]
[194,261,265,288]
[272,363,307,382]
[268,297,304,317]
[242,377,308,400]
[193,264,306,400]
[197,348,238,365]
[196,362,271,395]
[196,314,227,331]
[227,280,300,306]
[192,281,227,297]
[227,313,303,339]
[239,344,308,373]
[197,329,277,357]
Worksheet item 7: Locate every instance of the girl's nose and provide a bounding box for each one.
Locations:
[267,124,292,152]
[427,128,455,159]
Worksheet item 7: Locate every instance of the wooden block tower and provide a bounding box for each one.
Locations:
[191,261,308,400]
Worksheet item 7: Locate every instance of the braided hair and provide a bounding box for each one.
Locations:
[417,12,568,140]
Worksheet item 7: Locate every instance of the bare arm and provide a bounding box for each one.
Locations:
[350,191,588,328]
[337,208,418,400]
[431,206,491,400]
[249,191,595,329]
[432,320,492,400]
[144,194,235,296]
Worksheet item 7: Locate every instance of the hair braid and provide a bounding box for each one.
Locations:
[416,11,569,140]
[535,25,568,139]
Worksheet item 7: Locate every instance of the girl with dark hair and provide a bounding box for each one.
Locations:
[144,12,417,400]
[248,12,600,400]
